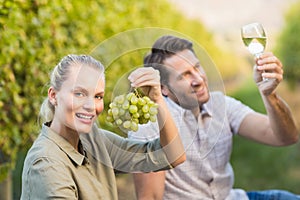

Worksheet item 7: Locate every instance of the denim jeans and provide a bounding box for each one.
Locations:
[247,190,300,200]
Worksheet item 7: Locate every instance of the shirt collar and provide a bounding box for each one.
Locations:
[41,124,86,166]
[201,102,212,116]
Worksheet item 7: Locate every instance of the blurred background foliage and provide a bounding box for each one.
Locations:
[274,0,300,89]
[0,0,300,199]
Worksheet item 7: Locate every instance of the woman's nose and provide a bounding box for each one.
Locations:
[83,98,95,111]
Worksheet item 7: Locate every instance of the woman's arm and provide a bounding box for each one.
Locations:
[128,67,186,166]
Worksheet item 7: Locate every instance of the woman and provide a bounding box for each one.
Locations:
[21,54,185,199]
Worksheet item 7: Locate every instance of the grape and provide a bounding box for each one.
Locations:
[130,121,139,132]
[119,108,125,116]
[122,100,130,109]
[123,120,131,129]
[129,105,138,114]
[130,95,138,105]
[132,112,140,119]
[115,95,125,104]
[150,115,157,122]
[115,119,123,125]
[111,107,119,116]
[144,113,151,119]
[106,115,113,123]
[142,104,149,113]
[106,90,158,132]
[138,98,146,106]
[149,106,158,115]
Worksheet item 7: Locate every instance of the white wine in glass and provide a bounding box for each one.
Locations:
[241,22,268,80]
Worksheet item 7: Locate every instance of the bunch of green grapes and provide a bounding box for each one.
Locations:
[106,90,158,132]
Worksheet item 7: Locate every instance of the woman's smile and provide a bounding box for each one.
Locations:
[75,113,95,124]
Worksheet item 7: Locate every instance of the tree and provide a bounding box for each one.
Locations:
[275,1,300,89]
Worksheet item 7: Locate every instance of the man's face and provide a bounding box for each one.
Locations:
[162,49,210,112]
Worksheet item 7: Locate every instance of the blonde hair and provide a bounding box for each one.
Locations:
[39,54,105,124]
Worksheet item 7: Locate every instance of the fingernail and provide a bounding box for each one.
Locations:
[257,65,262,70]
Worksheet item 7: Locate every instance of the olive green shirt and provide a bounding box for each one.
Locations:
[21,123,171,200]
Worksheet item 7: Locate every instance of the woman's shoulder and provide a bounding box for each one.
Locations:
[25,139,50,159]
[24,133,68,168]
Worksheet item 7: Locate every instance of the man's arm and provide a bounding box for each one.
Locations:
[238,52,298,146]
[133,171,166,200]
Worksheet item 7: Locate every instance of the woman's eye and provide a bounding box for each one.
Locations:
[95,95,103,100]
[74,92,84,97]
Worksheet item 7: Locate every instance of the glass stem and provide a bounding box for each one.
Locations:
[255,52,268,82]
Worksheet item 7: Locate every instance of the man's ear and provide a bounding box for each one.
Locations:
[48,87,57,106]
[161,84,169,97]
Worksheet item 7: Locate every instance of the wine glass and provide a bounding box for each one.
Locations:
[241,22,268,81]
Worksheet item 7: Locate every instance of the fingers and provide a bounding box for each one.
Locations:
[128,68,163,102]
[256,52,283,81]
[128,67,160,88]
[256,52,282,67]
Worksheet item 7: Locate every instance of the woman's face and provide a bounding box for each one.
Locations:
[50,64,105,135]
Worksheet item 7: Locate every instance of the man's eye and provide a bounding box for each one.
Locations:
[177,74,184,80]
[195,65,201,71]
[195,65,204,73]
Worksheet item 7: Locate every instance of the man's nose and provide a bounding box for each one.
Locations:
[191,72,204,86]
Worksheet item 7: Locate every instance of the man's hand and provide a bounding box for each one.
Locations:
[254,52,283,96]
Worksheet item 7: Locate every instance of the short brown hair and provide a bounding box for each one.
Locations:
[144,35,195,84]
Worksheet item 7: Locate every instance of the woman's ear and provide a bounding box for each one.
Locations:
[161,85,169,97]
[48,87,57,106]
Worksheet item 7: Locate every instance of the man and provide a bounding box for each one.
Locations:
[128,35,299,200]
